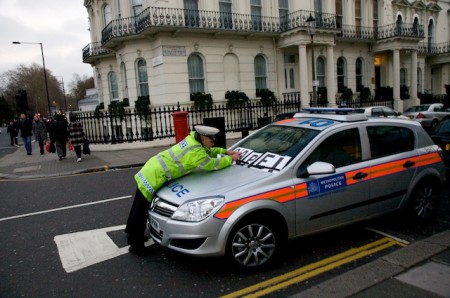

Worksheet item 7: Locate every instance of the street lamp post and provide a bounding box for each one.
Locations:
[12,41,51,115]
[306,14,317,107]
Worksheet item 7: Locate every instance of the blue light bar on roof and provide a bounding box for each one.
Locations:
[302,107,354,114]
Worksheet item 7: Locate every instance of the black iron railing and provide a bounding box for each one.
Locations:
[82,42,113,62]
[77,99,302,144]
[376,22,424,40]
[418,41,450,55]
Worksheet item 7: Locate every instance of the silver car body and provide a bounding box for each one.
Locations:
[355,106,409,119]
[148,112,446,265]
[403,103,450,128]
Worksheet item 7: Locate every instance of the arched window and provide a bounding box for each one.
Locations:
[132,0,143,16]
[400,68,407,87]
[317,57,326,87]
[413,17,419,36]
[121,62,128,99]
[254,55,267,90]
[336,0,342,28]
[417,68,422,93]
[103,4,112,26]
[188,54,205,93]
[396,15,403,35]
[108,72,119,100]
[428,19,434,48]
[137,59,149,97]
[337,57,346,91]
[356,57,364,91]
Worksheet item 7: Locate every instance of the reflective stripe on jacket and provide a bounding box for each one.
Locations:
[135,131,232,202]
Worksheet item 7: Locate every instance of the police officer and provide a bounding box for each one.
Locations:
[125,125,241,256]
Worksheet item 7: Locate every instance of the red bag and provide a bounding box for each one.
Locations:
[45,142,51,153]
[68,140,74,151]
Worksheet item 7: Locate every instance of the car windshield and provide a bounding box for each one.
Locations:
[233,125,320,171]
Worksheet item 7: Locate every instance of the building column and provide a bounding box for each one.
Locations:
[393,49,403,111]
[410,49,418,102]
[299,44,309,108]
[326,45,336,107]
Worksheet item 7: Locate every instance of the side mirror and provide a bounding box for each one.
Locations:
[296,161,336,178]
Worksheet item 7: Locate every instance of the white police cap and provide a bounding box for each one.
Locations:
[194,125,219,136]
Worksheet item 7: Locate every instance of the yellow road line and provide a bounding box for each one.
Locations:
[221,237,403,298]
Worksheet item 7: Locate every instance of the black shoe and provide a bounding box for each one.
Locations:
[129,245,153,256]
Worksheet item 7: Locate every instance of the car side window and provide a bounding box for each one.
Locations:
[305,128,362,168]
[367,126,415,158]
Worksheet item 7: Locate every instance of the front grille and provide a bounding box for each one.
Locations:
[150,226,163,241]
[151,197,178,217]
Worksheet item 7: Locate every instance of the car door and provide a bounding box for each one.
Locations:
[363,124,417,216]
[294,127,371,236]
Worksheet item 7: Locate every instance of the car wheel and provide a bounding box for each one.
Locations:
[407,181,440,221]
[431,119,439,129]
[227,218,282,269]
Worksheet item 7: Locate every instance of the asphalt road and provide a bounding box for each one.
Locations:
[1,164,449,297]
[1,128,449,297]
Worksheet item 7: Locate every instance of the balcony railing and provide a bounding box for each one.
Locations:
[376,23,424,40]
[82,42,113,62]
[337,24,375,40]
[418,41,450,55]
[101,7,338,44]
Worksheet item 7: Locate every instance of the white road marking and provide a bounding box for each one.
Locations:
[365,227,410,245]
[54,224,154,273]
[0,195,132,222]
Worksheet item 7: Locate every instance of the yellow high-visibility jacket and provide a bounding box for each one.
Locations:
[135,131,233,202]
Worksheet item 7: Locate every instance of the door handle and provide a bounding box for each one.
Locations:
[403,160,415,168]
[353,172,368,180]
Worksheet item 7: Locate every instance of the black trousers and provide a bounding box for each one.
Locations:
[125,188,150,247]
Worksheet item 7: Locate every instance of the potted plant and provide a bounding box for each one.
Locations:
[190,92,213,109]
[108,100,126,121]
[359,86,372,102]
[225,90,249,107]
[339,86,353,107]
[134,96,152,141]
[256,88,277,106]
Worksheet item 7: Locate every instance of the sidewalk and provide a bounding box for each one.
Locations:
[1,139,449,297]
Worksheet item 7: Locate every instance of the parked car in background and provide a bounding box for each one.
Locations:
[403,103,450,130]
[354,106,408,119]
[430,116,450,169]
[147,108,446,270]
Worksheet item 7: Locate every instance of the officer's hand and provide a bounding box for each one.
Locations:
[230,153,241,161]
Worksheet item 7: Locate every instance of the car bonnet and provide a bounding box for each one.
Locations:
[155,165,271,204]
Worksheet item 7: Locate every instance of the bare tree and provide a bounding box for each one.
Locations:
[0,63,64,116]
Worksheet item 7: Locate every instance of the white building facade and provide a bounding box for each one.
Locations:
[82,0,450,112]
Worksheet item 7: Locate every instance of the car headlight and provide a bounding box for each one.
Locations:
[171,197,224,222]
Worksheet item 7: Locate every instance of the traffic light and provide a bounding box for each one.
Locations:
[16,89,28,113]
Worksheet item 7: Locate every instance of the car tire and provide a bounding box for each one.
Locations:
[407,180,440,221]
[226,217,283,270]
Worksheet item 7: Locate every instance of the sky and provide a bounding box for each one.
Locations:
[0,0,93,90]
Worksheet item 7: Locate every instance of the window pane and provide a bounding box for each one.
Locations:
[254,55,267,89]
[137,60,149,97]
[188,54,205,93]
[109,72,118,99]
[367,126,414,158]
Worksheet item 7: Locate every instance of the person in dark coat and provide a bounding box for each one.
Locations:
[49,114,68,160]
[32,114,47,155]
[7,120,18,146]
[17,113,33,155]
[68,114,85,162]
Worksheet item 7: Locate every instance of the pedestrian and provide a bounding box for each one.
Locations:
[7,120,18,146]
[49,114,68,160]
[125,125,241,256]
[32,114,47,155]
[16,113,33,155]
[67,113,85,162]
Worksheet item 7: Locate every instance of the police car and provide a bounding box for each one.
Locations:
[148,108,446,269]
